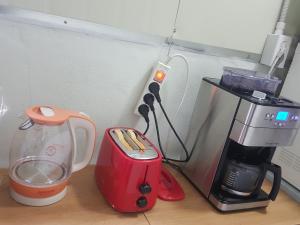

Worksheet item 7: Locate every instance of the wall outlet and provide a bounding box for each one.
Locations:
[260,34,293,68]
[134,61,170,115]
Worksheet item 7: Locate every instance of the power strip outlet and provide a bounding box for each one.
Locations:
[134,61,171,115]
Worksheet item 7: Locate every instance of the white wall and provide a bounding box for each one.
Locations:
[0,18,260,168]
[0,0,178,36]
[286,0,300,37]
[175,0,282,53]
[0,0,287,54]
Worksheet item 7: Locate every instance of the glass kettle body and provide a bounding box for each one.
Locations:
[9,106,96,206]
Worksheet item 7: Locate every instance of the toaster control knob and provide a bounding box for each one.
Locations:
[139,184,152,194]
[136,197,147,208]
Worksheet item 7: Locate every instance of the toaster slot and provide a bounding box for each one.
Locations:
[109,128,158,160]
[125,129,146,150]
[120,129,140,150]
[113,129,133,151]
[134,132,150,147]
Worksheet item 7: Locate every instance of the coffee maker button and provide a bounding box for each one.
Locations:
[278,123,283,127]
[139,184,152,194]
[265,113,270,119]
[136,197,147,208]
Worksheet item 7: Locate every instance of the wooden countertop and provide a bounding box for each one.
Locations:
[0,166,299,225]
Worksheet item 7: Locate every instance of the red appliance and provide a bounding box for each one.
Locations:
[95,128,162,212]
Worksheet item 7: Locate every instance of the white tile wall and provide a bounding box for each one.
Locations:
[0,19,258,168]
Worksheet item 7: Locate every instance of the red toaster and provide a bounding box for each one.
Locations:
[95,128,162,212]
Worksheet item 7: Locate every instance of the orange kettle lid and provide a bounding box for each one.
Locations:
[26,106,88,125]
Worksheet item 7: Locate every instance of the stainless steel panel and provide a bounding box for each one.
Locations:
[236,100,300,129]
[209,194,270,211]
[230,120,299,146]
[181,80,240,197]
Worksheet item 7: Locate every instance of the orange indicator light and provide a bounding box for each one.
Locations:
[153,70,166,83]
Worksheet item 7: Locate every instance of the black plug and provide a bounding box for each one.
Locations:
[148,82,161,103]
[138,104,150,123]
[143,93,155,111]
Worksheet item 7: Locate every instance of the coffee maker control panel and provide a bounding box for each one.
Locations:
[264,111,299,128]
[235,100,300,129]
[231,99,300,146]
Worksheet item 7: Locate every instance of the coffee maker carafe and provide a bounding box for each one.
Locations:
[181,78,300,211]
[220,142,281,200]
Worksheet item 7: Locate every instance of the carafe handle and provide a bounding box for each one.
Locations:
[265,163,282,201]
[69,114,96,172]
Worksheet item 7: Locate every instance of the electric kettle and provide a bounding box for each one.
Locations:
[9,106,96,206]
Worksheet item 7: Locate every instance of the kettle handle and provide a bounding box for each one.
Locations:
[69,114,96,173]
[265,163,282,201]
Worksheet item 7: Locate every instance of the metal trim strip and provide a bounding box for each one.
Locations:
[209,194,270,211]
[0,5,260,62]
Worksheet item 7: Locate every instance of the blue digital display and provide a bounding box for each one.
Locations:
[276,111,289,121]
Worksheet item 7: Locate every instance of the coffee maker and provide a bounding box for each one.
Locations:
[181,77,300,211]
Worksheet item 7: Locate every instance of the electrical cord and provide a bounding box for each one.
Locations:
[166,0,181,57]
[158,101,189,161]
[139,53,190,162]
[164,54,189,155]
[152,109,189,163]
[165,0,188,153]
[149,82,190,162]
[138,104,150,135]
[143,93,187,162]
[151,109,167,161]
[143,122,149,135]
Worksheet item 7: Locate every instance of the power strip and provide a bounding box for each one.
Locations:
[134,61,171,115]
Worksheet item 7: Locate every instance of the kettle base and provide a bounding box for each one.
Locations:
[10,187,67,206]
